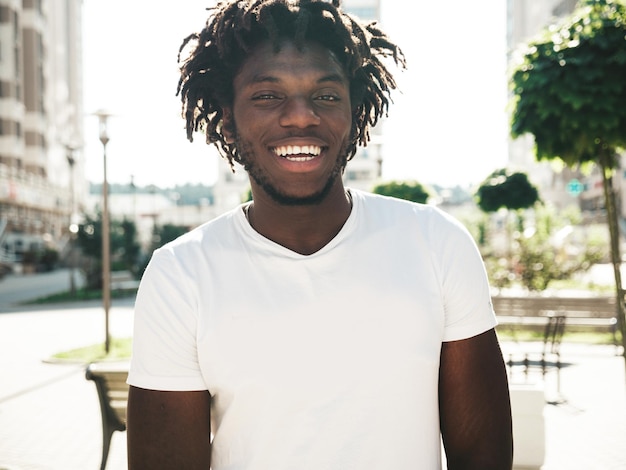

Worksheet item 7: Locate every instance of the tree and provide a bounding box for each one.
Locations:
[117,219,141,274]
[150,223,188,250]
[476,169,540,213]
[76,213,141,289]
[510,0,626,361]
[513,207,605,291]
[475,169,540,271]
[372,180,430,204]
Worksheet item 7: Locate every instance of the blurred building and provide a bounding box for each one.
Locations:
[85,189,218,250]
[342,0,384,192]
[0,0,84,269]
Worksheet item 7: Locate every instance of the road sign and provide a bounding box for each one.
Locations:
[567,178,584,196]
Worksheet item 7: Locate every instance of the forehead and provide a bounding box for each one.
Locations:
[234,40,348,88]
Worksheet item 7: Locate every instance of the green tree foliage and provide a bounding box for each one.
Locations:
[483,205,607,291]
[117,219,141,271]
[510,0,626,359]
[150,224,188,250]
[510,0,626,165]
[372,180,430,204]
[514,210,605,291]
[76,213,141,288]
[475,169,540,213]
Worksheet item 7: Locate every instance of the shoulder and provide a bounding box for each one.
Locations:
[144,205,245,279]
[157,205,243,254]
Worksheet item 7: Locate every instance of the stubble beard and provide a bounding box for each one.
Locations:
[236,136,348,206]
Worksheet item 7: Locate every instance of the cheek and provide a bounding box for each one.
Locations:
[338,113,355,141]
[231,105,264,138]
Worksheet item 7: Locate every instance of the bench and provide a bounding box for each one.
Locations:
[494,294,620,400]
[86,362,130,470]
[492,294,619,345]
[505,313,568,399]
[110,270,140,291]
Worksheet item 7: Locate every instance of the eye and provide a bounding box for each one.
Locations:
[252,93,281,101]
[315,93,340,102]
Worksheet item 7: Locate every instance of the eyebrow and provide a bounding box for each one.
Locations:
[317,73,348,85]
[248,73,347,85]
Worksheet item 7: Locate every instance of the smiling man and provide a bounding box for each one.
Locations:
[126,1,513,469]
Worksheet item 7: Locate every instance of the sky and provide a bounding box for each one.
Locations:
[82,1,508,189]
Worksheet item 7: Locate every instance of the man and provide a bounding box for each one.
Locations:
[126,1,513,469]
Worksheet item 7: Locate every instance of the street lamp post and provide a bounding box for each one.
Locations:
[66,146,77,296]
[95,109,112,354]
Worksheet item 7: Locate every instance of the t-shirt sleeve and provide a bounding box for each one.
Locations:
[127,246,207,391]
[435,214,497,342]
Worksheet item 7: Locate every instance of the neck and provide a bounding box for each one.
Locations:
[246,184,352,255]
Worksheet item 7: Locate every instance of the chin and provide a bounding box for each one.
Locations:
[256,177,338,206]
[265,187,332,206]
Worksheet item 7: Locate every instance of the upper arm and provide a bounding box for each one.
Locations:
[439,329,513,470]
[127,386,211,470]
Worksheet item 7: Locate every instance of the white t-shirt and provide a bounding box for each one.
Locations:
[128,189,496,470]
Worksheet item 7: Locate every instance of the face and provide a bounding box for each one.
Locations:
[225,40,353,205]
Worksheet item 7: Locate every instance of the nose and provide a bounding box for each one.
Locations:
[279,96,321,128]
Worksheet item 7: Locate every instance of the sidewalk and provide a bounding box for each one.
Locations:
[0,274,625,468]
[0,300,133,470]
[503,341,626,469]
[0,268,84,312]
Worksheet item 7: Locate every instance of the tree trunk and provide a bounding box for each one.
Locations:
[599,150,626,370]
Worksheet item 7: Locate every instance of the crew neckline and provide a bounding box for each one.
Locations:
[237,189,359,258]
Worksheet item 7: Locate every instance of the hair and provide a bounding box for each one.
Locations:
[177,0,406,170]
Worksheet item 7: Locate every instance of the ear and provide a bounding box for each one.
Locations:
[222,107,236,144]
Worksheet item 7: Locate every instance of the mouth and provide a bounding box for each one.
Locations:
[272,145,323,162]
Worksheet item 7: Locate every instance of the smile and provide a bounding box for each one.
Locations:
[272,145,322,161]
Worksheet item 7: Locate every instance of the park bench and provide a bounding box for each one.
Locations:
[506,312,567,399]
[493,294,620,400]
[110,270,140,291]
[492,294,619,344]
[86,362,129,470]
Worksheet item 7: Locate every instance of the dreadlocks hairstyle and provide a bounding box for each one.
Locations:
[177,0,406,170]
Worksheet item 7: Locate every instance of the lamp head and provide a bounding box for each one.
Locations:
[93,109,113,145]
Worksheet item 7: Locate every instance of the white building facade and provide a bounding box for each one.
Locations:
[0,0,84,267]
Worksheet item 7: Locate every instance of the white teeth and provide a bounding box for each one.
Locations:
[285,155,315,162]
[273,145,322,158]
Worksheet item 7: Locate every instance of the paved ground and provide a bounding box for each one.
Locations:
[0,269,84,313]
[504,341,626,469]
[0,299,133,470]
[0,270,625,469]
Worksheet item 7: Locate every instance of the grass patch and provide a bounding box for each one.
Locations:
[51,337,132,363]
[26,287,136,305]
[547,278,614,294]
[497,327,619,345]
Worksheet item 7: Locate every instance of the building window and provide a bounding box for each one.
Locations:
[345,169,372,181]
